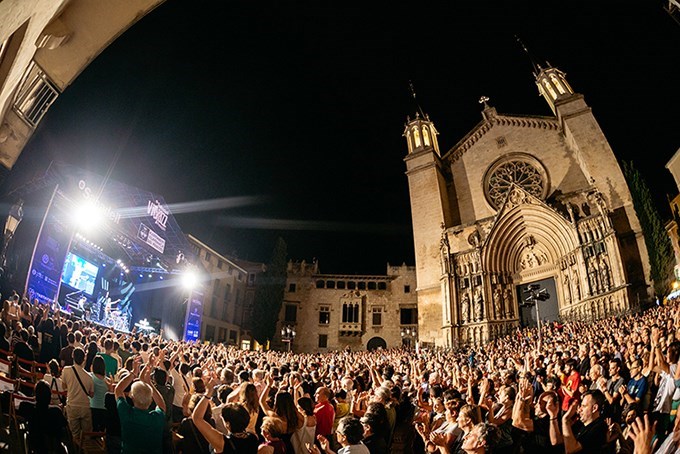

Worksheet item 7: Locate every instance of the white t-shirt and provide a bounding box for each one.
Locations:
[170,368,189,407]
[652,363,677,414]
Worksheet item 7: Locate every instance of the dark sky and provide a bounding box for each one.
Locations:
[5,0,679,274]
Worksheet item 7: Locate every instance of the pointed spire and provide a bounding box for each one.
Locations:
[403,82,440,156]
[515,35,543,77]
[409,80,427,119]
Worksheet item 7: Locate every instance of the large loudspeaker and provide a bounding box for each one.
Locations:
[71,307,84,319]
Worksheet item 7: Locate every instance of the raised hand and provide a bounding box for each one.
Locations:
[627,414,656,454]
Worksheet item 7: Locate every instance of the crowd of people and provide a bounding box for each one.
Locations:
[0,291,679,454]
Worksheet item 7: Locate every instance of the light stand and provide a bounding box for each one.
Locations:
[400,326,418,348]
[521,284,550,350]
[281,325,296,352]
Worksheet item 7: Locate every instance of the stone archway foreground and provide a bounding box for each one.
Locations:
[366,337,387,351]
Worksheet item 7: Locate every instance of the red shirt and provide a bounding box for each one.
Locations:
[561,370,581,411]
[314,400,335,437]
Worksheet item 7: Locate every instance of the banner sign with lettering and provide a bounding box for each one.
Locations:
[25,188,73,305]
[184,290,203,342]
[32,162,194,270]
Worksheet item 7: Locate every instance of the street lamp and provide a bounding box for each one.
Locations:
[401,326,418,348]
[281,325,296,351]
[521,284,550,350]
[1,200,24,275]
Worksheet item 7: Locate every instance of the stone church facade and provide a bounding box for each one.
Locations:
[404,64,651,348]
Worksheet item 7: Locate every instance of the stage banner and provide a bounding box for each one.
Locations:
[184,290,204,342]
[25,188,74,305]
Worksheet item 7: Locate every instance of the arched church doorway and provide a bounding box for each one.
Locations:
[366,337,387,351]
[517,277,560,327]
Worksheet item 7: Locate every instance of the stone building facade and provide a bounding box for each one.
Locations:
[404,63,652,348]
[274,260,418,353]
[188,235,250,348]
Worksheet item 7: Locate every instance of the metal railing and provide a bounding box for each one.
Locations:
[13,62,60,128]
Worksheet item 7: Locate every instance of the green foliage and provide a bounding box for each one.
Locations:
[623,161,675,296]
[251,237,288,346]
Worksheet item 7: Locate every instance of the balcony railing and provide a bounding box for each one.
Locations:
[14,62,60,128]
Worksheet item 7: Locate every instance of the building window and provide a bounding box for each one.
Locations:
[248,273,255,285]
[404,285,411,293]
[225,284,231,301]
[210,294,219,318]
[318,334,328,348]
[205,325,215,341]
[377,282,386,290]
[284,304,297,323]
[204,251,212,262]
[337,281,346,289]
[400,308,418,325]
[372,307,382,326]
[342,303,359,323]
[228,330,238,345]
[368,282,377,290]
[347,281,356,290]
[218,260,224,270]
[316,280,324,289]
[288,283,297,293]
[358,282,366,290]
[218,328,227,342]
[326,280,335,289]
[319,306,331,325]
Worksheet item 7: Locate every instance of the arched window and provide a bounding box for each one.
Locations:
[342,302,360,323]
[550,74,566,94]
[422,126,431,146]
[543,80,557,100]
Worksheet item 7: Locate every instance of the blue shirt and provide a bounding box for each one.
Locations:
[627,375,647,401]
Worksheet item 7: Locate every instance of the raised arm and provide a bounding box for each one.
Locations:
[192,394,224,453]
[259,374,275,417]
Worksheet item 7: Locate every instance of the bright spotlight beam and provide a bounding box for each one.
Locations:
[114,196,267,219]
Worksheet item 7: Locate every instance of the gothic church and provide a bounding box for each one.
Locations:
[404,62,651,348]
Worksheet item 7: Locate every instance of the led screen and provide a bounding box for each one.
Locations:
[61,252,99,296]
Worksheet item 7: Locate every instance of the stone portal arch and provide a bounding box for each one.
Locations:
[366,337,387,351]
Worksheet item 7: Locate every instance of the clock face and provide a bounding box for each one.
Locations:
[484,154,548,210]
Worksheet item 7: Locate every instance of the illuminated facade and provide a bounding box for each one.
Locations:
[404,63,651,347]
[188,235,249,347]
[274,260,417,353]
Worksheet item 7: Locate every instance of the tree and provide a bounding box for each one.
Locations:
[623,161,675,296]
[251,237,288,346]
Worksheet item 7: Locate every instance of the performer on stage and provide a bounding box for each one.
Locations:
[77,295,87,312]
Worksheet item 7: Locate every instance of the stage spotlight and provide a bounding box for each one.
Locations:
[181,270,198,290]
[73,201,102,231]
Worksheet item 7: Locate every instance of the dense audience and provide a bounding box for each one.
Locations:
[0,291,679,453]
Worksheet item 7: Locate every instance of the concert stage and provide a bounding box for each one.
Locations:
[9,162,203,341]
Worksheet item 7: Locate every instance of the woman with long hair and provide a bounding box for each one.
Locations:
[84,341,98,372]
[259,374,302,452]
[89,355,108,431]
[291,397,316,454]
[239,383,260,434]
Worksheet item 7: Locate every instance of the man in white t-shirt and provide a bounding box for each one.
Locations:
[649,330,680,436]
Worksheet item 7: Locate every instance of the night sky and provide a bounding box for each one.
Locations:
[4,0,679,275]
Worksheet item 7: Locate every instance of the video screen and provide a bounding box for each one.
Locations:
[61,252,99,296]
